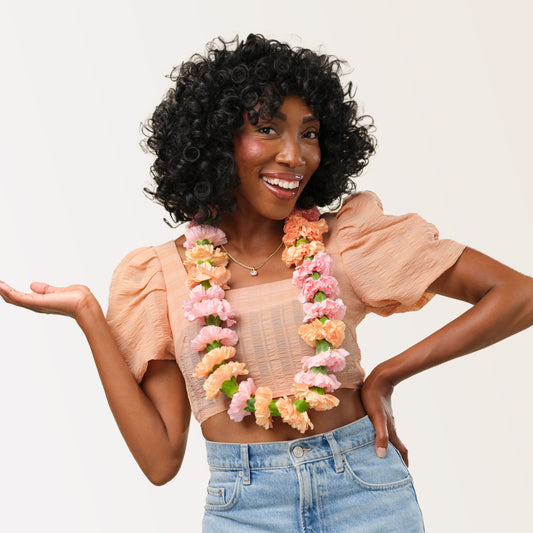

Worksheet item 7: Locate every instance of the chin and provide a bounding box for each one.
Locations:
[262,201,298,221]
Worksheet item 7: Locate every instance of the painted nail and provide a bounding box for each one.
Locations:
[377,447,387,458]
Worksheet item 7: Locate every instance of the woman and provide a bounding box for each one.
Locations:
[1,34,532,532]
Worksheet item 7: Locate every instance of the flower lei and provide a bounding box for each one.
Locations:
[182,206,348,433]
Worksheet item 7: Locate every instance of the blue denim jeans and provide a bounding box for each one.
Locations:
[203,415,425,532]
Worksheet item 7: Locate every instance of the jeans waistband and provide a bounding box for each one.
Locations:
[205,415,376,474]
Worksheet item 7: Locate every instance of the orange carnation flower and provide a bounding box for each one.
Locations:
[291,383,339,411]
[291,382,310,399]
[186,262,231,289]
[298,319,345,348]
[193,346,236,379]
[308,393,339,411]
[203,362,248,401]
[184,244,228,268]
[283,216,329,247]
[276,396,314,434]
[254,386,273,430]
[281,240,325,267]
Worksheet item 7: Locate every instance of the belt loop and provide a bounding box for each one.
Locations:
[240,444,251,485]
[325,432,344,473]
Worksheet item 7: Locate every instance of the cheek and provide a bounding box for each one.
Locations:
[307,145,321,174]
[233,138,266,169]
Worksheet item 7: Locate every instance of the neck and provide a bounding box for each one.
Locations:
[218,211,285,254]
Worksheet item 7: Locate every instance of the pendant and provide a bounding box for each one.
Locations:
[250,268,258,276]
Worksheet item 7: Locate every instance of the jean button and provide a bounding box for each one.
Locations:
[293,446,304,458]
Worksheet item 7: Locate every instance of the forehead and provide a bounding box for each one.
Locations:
[247,94,318,124]
[275,95,317,119]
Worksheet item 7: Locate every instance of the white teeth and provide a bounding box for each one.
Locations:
[261,177,300,190]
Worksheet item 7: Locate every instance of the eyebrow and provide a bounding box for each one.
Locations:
[273,111,319,124]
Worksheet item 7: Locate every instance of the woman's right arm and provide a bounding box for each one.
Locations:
[0,281,191,486]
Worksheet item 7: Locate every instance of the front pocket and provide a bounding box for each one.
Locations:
[343,441,412,491]
[205,469,243,510]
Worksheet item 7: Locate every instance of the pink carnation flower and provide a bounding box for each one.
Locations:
[292,252,333,287]
[301,348,349,373]
[298,275,340,303]
[294,371,341,393]
[191,325,239,351]
[287,205,321,221]
[302,298,346,322]
[183,285,226,313]
[228,378,257,422]
[184,224,227,250]
[183,298,236,326]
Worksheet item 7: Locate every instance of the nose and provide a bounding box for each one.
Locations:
[275,136,305,168]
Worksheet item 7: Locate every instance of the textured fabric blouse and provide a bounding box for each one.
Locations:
[106,191,466,424]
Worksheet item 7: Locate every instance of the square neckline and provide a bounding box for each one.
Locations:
[171,239,295,294]
[171,210,338,294]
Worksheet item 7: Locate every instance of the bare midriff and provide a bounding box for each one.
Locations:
[201,388,367,443]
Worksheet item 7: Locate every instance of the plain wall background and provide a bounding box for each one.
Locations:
[1,1,531,531]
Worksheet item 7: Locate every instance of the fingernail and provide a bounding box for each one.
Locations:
[377,447,387,458]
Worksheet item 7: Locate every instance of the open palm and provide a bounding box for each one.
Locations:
[0,281,94,320]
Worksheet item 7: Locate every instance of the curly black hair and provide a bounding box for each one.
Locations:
[143,33,376,224]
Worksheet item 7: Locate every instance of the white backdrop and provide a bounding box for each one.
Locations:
[1,1,532,531]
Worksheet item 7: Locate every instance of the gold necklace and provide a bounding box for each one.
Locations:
[220,240,283,276]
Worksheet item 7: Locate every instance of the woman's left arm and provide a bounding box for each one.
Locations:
[361,246,533,464]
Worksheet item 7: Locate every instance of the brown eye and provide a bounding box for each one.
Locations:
[304,130,319,140]
[257,126,277,135]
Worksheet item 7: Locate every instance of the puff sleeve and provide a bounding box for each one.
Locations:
[337,191,466,316]
[106,247,175,383]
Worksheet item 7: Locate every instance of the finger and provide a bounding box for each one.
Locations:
[2,287,42,306]
[0,281,22,303]
[0,280,14,294]
[30,282,58,294]
[0,283,49,310]
[0,283,15,304]
[369,410,389,458]
[389,429,409,467]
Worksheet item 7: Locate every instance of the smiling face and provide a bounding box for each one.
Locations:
[232,95,321,221]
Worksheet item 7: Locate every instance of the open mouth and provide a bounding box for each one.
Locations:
[261,176,301,190]
[260,174,303,200]
[261,173,303,191]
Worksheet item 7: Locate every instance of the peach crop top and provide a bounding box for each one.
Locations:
[106,191,466,424]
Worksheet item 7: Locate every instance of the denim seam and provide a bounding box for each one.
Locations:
[317,479,328,533]
[240,444,251,485]
[208,464,294,471]
[325,432,344,473]
[343,458,413,491]
[208,446,368,470]
[204,474,243,511]
[206,436,377,470]
[296,466,305,533]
